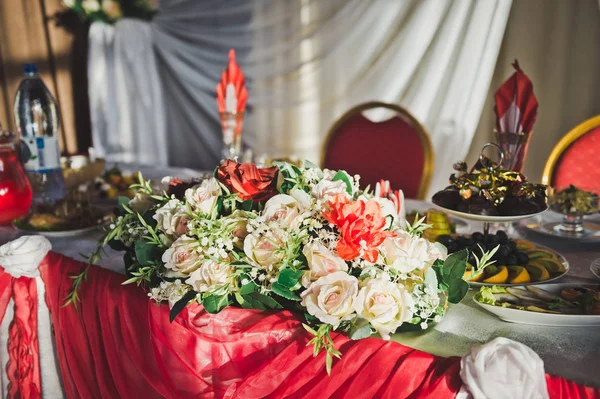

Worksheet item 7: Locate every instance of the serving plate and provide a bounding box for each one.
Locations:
[474,283,600,327]
[515,213,600,242]
[14,223,104,238]
[467,243,569,288]
[433,203,547,223]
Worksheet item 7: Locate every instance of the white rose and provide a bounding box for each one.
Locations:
[161,235,201,274]
[153,199,182,235]
[354,279,414,340]
[129,192,155,214]
[374,197,397,224]
[81,0,100,12]
[170,208,191,238]
[185,260,232,293]
[460,337,548,399]
[63,0,75,8]
[244,228,287,268]
[380,231,431,274]
[311,179,347,200]
[301,241,348,287]
[222,211,249,246]
[263,189,310,229]
[301,271,358,325]
[427,241,448,263]
[0,236,51,278]
[185,178,221,215]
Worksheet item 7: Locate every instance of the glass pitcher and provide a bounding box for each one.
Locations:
[0,131,33,224]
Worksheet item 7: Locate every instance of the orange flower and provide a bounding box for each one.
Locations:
[322,194,395,263]
[217,160,279,202]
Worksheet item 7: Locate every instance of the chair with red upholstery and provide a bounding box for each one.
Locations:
[542,115,600,194]
[321,102,434,199]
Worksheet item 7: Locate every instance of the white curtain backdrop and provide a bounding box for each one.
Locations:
[88,20,167,166]
[89,0,512,197]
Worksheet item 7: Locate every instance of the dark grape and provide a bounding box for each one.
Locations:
[495,255,506,266]
[516,252,529,265]
[496,230,508,241]
[438,235,452,246]
[471,232,484,242]
[486,235,499,246]
[507,241,517,253]
[497,246,510,258]
[468,254,476,265]
[506,254,518,266]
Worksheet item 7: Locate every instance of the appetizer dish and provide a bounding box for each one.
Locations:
[432,156,547,216]
[437,232,567,285]
[476,285,600,315]
[99,165,140,199]
[14,197,108,232]
[406,209,457,242]
[549,185,599,216]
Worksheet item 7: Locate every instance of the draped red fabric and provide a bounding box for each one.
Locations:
[37,252,599,398]
[0,269,42,399]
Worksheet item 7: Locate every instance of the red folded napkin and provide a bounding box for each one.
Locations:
[494,60,538,134]
[216,49,248,113]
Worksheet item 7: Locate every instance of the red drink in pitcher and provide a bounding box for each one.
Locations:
[0,133,32,224]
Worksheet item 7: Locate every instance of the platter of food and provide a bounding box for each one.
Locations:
[474,284,600,326]
[437,233,568,286]
[431,156,547,220]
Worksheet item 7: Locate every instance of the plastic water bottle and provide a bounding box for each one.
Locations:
[14,63,66,205]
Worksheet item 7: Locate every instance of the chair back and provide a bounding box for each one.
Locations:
[542,115,600,194]
[321,102,433,199]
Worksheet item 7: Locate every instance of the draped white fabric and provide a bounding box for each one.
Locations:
[88,20,168,167]
[89,0,512,196]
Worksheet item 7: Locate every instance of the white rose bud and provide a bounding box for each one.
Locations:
[380,231,431,274]
[354,279,414,340]
[311,179,348,200]
[161,235,201,274]
[301,241,348,287]
[185,178,221,215]
[129,192,155,214]
[301,271,358,325]
[243,229,286,268]
[185,260,232,293]
[153,199,182,235]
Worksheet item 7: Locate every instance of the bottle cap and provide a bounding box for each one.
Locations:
[23,63,38,75]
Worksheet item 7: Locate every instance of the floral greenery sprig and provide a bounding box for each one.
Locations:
[79,159,469,372]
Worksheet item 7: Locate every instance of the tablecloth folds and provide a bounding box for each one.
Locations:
[0,248,598,398]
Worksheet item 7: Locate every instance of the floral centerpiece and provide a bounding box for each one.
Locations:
[63,0,157,24]
[79,161,469,372]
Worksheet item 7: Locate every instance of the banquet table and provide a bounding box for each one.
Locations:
[0,165,599,396]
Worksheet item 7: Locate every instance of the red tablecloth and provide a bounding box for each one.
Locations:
[0,251,590,398]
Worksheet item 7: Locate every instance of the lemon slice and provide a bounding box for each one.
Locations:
[483,265,508,284]
[507,266,531,284]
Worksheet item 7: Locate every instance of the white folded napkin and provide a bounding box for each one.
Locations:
[459,337,548,399]
[0,236,52,278]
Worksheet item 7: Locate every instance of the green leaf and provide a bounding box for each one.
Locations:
[117,196,131,213]
[271,282,302,301]
[332,171,352,195]
[444,249,468,280]
[277,268,304,288]
[239,294,266,310]
[241,200,253,211]
[239,280,259,295]
[169,291,196,322]
[248,292,284,309]
[202,294,230,314]
[348,318,372,340]
[234,292,245,306]
[134,240,157,267]
[447,279,469,303]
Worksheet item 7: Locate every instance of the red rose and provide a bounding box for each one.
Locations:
[217,160,278,202]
